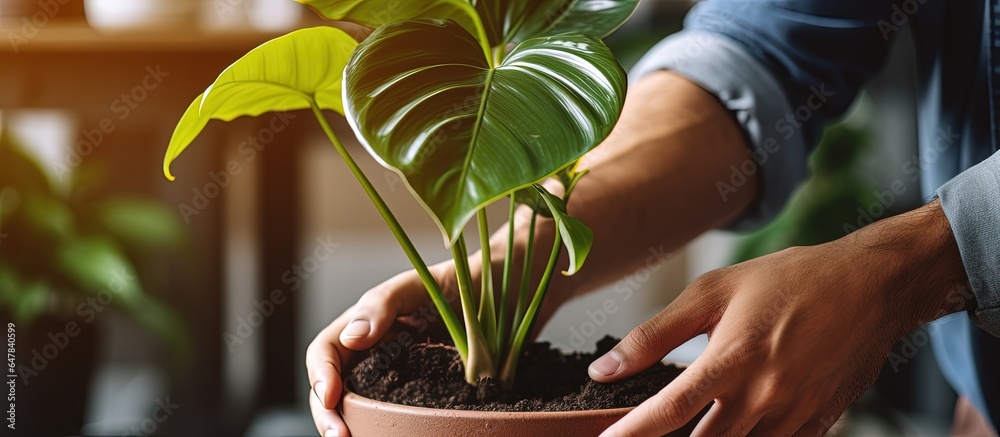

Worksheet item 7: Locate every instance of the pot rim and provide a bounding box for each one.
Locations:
[342,389,636,418]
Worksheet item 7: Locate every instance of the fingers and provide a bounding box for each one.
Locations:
[307,317,350,410]
[589,295,707,383]
[748,394,825,437]
[309,383,349,437]
[340,260,456,349]
[690,396,765,437]
[793,405,846,437]
[600,360,727,437]
[307,318,349,436]
[306,263,453,437]
[339,270,425,350]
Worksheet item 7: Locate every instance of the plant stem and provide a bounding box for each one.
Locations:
[501,229,562,387]
[309,104,468,360]
[491,46,505,68]
[453,236,496,384]
[511,212,537,334]
[496,197,517,356]
[476,209,498,355]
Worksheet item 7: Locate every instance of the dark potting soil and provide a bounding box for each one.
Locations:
[347,335,684,412]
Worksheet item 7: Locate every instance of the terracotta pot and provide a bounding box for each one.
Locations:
[341,389,700,437]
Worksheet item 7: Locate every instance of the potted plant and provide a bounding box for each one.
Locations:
[162,1,696,435]
[0,131,188,435]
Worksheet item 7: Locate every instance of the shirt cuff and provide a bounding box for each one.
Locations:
[630,31,810,231]
[937,151,1000,337]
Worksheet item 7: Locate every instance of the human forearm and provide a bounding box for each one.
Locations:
[840,200,974,333]
[545,70,758,300]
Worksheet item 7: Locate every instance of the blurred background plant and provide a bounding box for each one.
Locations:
[0,130,187,347]
[0,130,189,434]
[731,121,878,262]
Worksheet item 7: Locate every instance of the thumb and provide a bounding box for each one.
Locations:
[589,293,709,382]
[340,261,456,350]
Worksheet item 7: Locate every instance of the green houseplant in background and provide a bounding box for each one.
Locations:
[163,0,637,389]
[0,132,188,435]
[731,123,878,263]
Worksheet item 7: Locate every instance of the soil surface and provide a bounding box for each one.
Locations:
[347,335,685,412]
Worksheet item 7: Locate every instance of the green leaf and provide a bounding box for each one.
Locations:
[296,0,487,43]
[56,237,141,301]
[513,187,552,218]
[163,27,358,180]
[476,0,639,46]
[513,162,588,217]
[90,198,184,249]
[0,132,55,196]
[21,193,74,241]
[0,267,51,324]
[531,184,592,275]
[345,20,626,244]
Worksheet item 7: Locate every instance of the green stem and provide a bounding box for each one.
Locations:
[501,229,562,387]
[453,236,496,384]
[496,197,517,356]
[491,45,505,68]
[511,212,537,333]
[310,105,467,360]
[476,210,497,355]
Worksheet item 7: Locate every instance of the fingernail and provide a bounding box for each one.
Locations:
[314,381,328,408]
[325,428,339,437]
[342,320,371,339]
[590,351,622,377]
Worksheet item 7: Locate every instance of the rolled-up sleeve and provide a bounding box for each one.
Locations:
[631,31,807,229]
[937,151,1000,337]
[630,0,895,230]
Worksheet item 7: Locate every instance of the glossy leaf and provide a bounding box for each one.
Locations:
[476,0,639,46]
[513,187,552,218]
[163,27,357,180]
[296,0,487,43]
[513,162,588,217]
[345,20,626,243]
[531,184,592,275]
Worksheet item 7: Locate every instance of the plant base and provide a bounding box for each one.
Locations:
[341,336,704,436]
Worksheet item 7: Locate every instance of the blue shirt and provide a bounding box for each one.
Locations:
[632,0,1000,425]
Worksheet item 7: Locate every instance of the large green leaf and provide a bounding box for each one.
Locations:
[344,20,626,243]
[531,184,592,275]
[476,0,639,46]
[163,27,358,180]
[296,0,487,43]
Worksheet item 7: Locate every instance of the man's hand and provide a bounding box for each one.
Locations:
[591,200,972,436]
[306,213,569,437]
[306,262,457,437]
